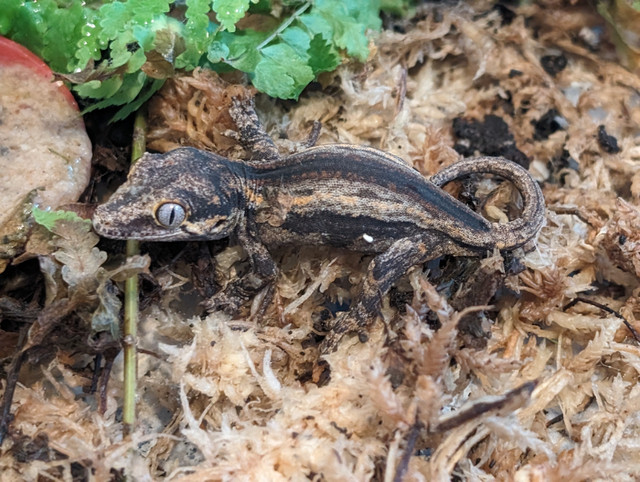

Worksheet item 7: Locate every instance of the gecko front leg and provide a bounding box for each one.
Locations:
[228,96,281,162]
[204,219,278,314]
[199,97,281,314]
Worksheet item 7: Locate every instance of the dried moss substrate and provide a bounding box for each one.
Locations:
[2,1,640,480]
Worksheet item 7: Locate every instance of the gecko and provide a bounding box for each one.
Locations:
[93,98,545,353]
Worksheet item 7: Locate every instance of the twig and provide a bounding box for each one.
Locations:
[0,297,75,444]
[305,121,322,148]
[547,206,594,226]
[99,354,115,415]
[435,381,537,433]
[394,65,407,116]
[0,326,28,445]
[393,417,423,482]
[563,297,640,342]
[90,353,102,394]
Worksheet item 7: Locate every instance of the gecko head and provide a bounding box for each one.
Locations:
[93,148,242,241]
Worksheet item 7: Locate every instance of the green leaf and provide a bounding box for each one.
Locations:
[213,0,252,32]
[249,0,271,14]
[380,0,414,16]
[75,76,124,100]
[298,11,334,42]
[98,2,130,44]
[342,0,382,31]
[104,72,149,105]
[8,0,50,53]
[108,30,136,69]
[110,78,165,122]
[0,0,21,35]
[133,24,156,51]
[32,207,91,232]
[252,43,314,99]
[332,17,370,61]
[129,0,171,21]
[207,40,231,63]
[80,71,149,113]
[40,3,88,71]
[75,17,104,69]
[151,17,186,62]
[99,0,170,44]
[179,0,214,68]
[227,29,269,72]
[307,34,341,75]
[280,26,311,60]
[313,1,375,61]
[301,0,382,62]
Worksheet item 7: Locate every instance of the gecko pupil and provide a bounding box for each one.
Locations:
[156,202,186,227]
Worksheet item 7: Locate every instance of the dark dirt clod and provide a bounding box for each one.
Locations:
[532,109,565,140]
[540,54,568,76]
[492,4,517,25]
[10,433,58,464]
[452,115,529,168]
[389,287,412,313]
[597,125,621,154]
[548,149,580,184]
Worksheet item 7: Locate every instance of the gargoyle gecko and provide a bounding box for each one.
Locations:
[93,99,545,352]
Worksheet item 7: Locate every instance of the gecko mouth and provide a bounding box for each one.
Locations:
[93,222,183,241]
[92,212,175,241]
[91,217,129,240]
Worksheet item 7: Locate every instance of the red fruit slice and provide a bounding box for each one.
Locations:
[0,36,77,108]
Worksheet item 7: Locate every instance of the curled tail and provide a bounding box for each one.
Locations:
[429,157,545,251]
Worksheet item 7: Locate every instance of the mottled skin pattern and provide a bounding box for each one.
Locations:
[93,98,545,353]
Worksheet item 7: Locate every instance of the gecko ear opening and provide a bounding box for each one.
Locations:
[155,202,187,228]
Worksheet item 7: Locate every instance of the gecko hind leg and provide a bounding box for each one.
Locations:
[319,234,449,354]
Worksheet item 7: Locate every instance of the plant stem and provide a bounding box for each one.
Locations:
[255,1,312,51]
[122,108,146,435]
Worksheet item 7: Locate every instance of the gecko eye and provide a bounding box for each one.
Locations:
[155,202,187,228]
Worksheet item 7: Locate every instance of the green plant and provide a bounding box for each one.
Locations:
[1,0,406,120]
